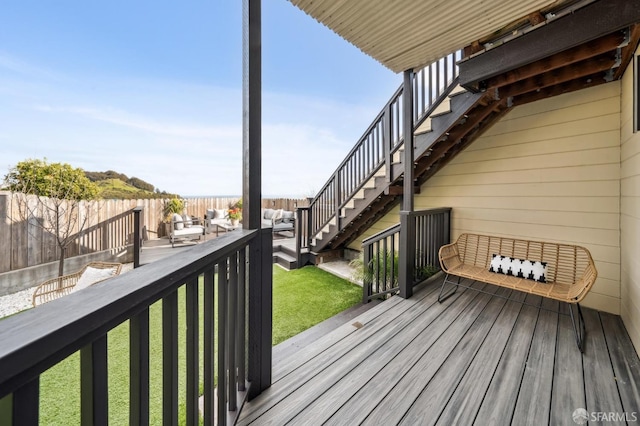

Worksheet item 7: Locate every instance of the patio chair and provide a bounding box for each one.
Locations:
[32,261,123,306]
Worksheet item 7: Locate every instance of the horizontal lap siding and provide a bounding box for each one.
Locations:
[620,46,640,354]
[420,83,621,314]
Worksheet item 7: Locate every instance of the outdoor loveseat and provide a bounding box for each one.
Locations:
[262,208,295,236]
[170,213,205,247]
[438,233,597,351]
[32,261,123,306]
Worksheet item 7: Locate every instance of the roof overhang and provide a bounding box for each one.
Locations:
[289,0,566,73]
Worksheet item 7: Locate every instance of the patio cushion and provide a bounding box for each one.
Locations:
[263,208,276,219]
[282,210,295,224]
[206,209,215,219]
[72,266,118,293]
[214,209,227,219]
[173,213,184,230]
[182,214,193,228]
[272,209,284,224]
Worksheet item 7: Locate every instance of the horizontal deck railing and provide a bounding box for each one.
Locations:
[306,51,462,250]
[0,228,272,426]
[363,208,452,302]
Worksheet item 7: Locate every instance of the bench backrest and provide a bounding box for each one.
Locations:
[454,233,594,286]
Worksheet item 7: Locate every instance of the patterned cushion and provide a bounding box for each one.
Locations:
[489,254,547,283]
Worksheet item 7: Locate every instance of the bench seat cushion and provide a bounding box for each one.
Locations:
[173,226,204,237]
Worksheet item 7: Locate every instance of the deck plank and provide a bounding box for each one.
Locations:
[235,278,640,426]
[511,298,559,426]
[249,283,481,425]
[582,308,625,420]
[238,283,441,424]
[600,312,640,415]
[434,291,527,426]
[358,285,503,425]
[292,282,487,425]
[549,303,586,426]
[399,287,518,426]
[473,295,542,425]
[272,290,407,381]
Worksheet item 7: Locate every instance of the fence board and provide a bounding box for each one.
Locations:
[0,194,307,273]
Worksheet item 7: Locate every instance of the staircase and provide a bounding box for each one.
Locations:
[296,50,511,262]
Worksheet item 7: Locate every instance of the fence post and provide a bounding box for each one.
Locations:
[399,211,416,299]
[133,207,143,268]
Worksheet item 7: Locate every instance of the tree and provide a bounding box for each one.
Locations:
[3,159,99,277]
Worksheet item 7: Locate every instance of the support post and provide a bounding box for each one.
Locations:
[243,0,272,401]
[399,211,416,298]
[399,70,415,299]
[402,70,415,211]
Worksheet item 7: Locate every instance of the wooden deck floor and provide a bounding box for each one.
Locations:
[238,278,640,425]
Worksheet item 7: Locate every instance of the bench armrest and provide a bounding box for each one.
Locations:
[570,261,599,303]
[438,242,462,272]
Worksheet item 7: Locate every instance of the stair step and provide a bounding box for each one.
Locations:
[273,251,297,270]
[430,96,452,118]
[415,117,432,135]
[277,244,297,258]
[449,84,466,97]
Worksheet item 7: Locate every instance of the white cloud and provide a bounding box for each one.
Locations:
[1,53,388,198]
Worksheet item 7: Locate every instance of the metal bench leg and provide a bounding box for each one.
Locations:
[569,302,586,353]
[438,274,460,303]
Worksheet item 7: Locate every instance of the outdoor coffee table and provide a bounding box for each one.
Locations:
[215,222,240,236]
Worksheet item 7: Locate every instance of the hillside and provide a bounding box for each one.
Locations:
[85,170,178,200]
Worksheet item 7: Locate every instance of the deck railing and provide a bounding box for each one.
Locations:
[361,224,401,303]
[363,208,452,302]
[0,228,273,426]
[305,51,462,250]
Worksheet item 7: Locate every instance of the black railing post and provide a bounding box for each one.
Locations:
[384,103,393,183]
[362,242,373,304]
[399,211,416,299]
[80,336,108,426]
[133,207,143,268]
[130,308,149,426]
[248,228,272,400]
[334,172,341,231]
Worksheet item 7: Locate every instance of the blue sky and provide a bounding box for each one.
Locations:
[0,1,399,197]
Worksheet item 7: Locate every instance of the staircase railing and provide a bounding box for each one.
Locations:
[306,50,463,249]
[362,208,452,302]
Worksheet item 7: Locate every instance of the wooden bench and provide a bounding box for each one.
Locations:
[438,233,598,351]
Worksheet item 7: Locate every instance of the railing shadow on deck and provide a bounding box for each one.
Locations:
[0,227,273,426]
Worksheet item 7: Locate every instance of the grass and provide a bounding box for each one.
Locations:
[32,265,360,425]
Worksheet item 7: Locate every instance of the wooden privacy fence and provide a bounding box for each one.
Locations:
[0,192,308,274]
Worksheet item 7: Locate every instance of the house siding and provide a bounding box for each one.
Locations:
[620,47,640,353]
[349,82,622,315]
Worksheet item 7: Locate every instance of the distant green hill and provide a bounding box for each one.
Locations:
[84,170,178,199]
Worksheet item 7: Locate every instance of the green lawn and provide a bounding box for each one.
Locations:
[34,265,360,425]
